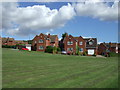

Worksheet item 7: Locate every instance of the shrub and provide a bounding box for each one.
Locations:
[109,52,118,57]
[83,51,87,56]
[2,45,16,48]
[45,46,53,53]
[57,47,61,52]
[53,47,57,54]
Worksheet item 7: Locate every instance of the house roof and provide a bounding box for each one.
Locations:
[50,35,57,42]
[110,43,117,47]
[84,38,97,48]
[2,37,14,43]
[74,37,79,41]
[102,43,118,48]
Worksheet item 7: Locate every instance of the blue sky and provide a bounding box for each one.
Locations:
[2,2,118,43]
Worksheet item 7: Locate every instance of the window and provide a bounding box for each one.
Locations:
[67,48,73,51]
[79,42,83,45]
[39,39,44,43]
[35,41,37,43]
[39,46,44,50]
[67,41,73,45]
[89,41,93,45]
[79,48,83,52]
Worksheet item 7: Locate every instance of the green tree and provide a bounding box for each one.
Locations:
[76,44,80,55]
[61,32,68,41]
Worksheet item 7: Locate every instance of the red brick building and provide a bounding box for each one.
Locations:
[63,35,77,54]
[98,42,119,55]
[2,37,28,46]
[62,34,97,55]
[32,33,58,51]
[84,38,97,55]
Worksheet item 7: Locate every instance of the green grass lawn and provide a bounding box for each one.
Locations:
[2,48,118,88]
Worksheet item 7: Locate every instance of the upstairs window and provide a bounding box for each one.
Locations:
[89,41,93,45]
[39,46,44,50]
[35,41,37,43]
[79,42,83,45]
[39,39,44,43]
[67,41,73,45]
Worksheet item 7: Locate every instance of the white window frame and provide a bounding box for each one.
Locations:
[39,39,44,43]
[67,48,73,51]
[39,46,44,50]
[67,41,73,45]
[79,42,83,45]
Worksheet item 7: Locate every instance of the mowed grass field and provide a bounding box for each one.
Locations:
[2,48,118,88]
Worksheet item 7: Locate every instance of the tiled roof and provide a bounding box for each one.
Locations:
[102,43,118,48]
[84,38,97,48]
[2,37,14,43]
[50,35,57,42]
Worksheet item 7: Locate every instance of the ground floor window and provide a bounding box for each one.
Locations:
[39,46,44,50]
[67,48,73,51]
[79,48,83,52]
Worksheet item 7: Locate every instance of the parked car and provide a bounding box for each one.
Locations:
[67,51,73,55]
[61,51,67,55]
[22,48,29,51]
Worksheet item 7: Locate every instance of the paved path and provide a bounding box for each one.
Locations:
[96,55,106,58]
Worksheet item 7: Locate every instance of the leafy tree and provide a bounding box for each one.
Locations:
[61,32,68,41]
[28,40,32,44]
[76,44,80,55]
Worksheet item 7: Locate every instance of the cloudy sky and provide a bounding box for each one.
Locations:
[1,1,119,43]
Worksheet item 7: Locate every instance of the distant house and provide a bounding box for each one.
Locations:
[62,34,97,55]
[15,40,28,45]
[2,37,28,46]
[98,42,119,55]
[2,37,16,46]
[32,33,58,51]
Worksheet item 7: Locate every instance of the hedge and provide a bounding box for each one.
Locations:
[2,45,16,48]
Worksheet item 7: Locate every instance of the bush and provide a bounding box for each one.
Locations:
[53,47,57,54]
[57,47,61,52]
[109,52,118,57]
[83,51,87,56]
[2,45,16,48]
[92,54,96,56]
[45,46,53,53]
[45,46,61,54]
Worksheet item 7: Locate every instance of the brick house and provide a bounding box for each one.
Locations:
[15,40,28,45]
[62,34,97,55]
[2,37,28,46]
[98,42,119,55]
[2,37,16,46]
[32,33,58,51]
[63,35,77,54]
[75,36,86,53]
[84,38,97,55]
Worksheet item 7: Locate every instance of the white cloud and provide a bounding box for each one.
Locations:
[1,2,119,36]
[2,2,75,36]
[74,2,118,21]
